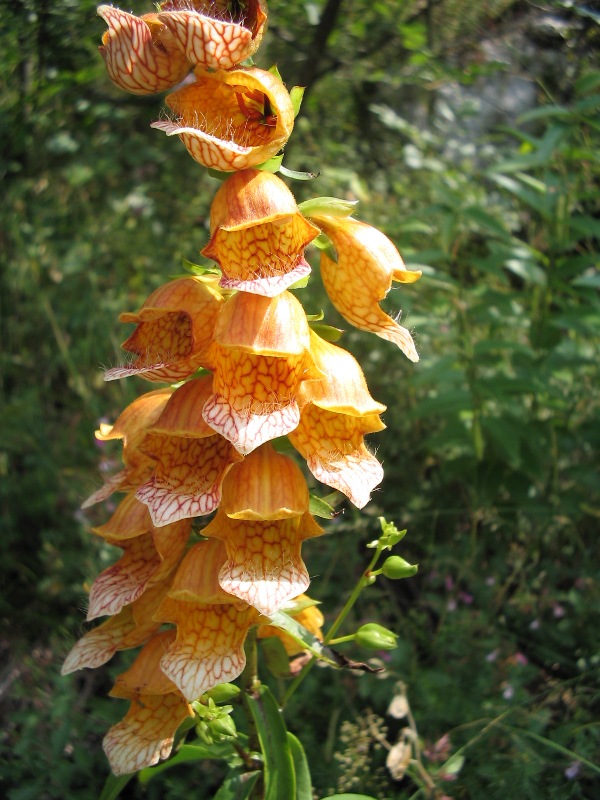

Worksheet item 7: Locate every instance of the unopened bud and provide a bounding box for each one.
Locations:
[381,556,418,579]
[210,714,237,740]
[204,683,241,704]
[355,623,398,650]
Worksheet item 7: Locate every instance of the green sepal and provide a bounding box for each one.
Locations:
[279,164,320,180]
[182,256,220,276]
[268,64,283,81]
[245,684,296,800]
[298,196,359,218]
[309,494,336,519]
[99,773,134,800]
[213,770,262,800]
[290,86,305,117]
[208,167,232,181]
[306,310,325,322]
[287,732,312,800]
[256,154,284,173]
[376,517,408,550]
[288,273,311,290]
[309,322,344,342]
[311,232,338,262]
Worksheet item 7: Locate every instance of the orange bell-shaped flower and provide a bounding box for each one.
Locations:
[135,376,244,526]
[202,446,323,615]
[86,493,191,620]
[155,540,263,701]
[61,581,170,674]
[152,66,295,172]
[104,277,224,383]
[158,0,268,71]
[202,169,320,296]
[98,6,192,95]
[288,332,386,508]
[308,215,422,362]
[202,291,321,454]
[103,631,193,775]
[82,389,173,508]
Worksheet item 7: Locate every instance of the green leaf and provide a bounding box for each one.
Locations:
[99,774,134,800]
[298,196,359,218]
[138,742,242,784]
[572,272,600,289]
[245,685,295,800]
[309,322,344,342]
[575,71,600,95]
[213,770,261,800]
[279,165,320,180]
[516,105,571,124]
[462,205,508,238]
[268,612,339,666]
[290,86,305,118]
[309,494,336,519]
[287,733,312,800]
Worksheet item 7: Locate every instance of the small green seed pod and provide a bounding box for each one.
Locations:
[381,555,418,579]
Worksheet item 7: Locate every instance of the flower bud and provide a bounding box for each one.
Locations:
[203,683,241,704]
[210,714,237,740]
[355,623,398,650]
[381,556,418,580]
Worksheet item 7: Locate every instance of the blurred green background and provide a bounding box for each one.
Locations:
[1,1,599,797]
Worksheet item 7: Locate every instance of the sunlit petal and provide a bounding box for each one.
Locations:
[202,169,319,296]
[309,215,421,361]
[152,66,294,172]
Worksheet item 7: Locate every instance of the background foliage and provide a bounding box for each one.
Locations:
[1,1,599,798]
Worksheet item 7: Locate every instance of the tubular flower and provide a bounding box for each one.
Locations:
[155,540,264,701]
[202,291,321,454]
[202,445,323,616]
[134,376,244,527]
[97,6,192,95]
[82,389,173,509]
[86,493,191,620]
[61,580,170,673]
[105,277,224,383]
[258,595,325,656]
[202,169,320,296]
[288,332,386,508]
[103,631,194,776]
[308,215,422,362]
[151,66,295,172]
[157,0,268,71]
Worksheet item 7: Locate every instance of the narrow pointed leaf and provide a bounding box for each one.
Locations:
[213,770,262,800]
[99,774,134,800]
[245,684,295,800]
[287,732,312,800]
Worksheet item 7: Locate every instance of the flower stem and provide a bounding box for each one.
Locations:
[282,545,383,706]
